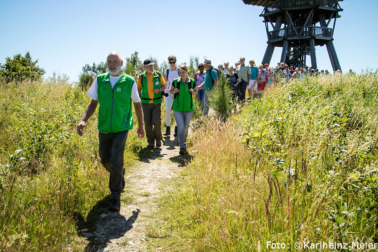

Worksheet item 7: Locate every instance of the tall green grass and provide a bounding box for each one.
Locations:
[150,73,378,251]
[0,81,144,251]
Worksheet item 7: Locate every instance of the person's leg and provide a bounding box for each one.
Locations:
[247,80,252,99]
[152,103,162,146]
[238,81,244,102]
[99,132,113,172]
[252,80,258,98]
[173,111,185,149]
[165,95,173,127]
[109,130,128,200]
[183,111,193,145]
[239,80,247,102]
[197,90,204,109]
[142,103,154,147]
[203,92,209,116]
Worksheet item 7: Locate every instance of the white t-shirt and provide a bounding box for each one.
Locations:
[166,68,180,91]
[223,68,229,77]
[87,75,141,103]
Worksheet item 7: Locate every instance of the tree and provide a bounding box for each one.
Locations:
[0,52,45,83]
[209,74,234,122]
[82,62,107,76]
[79,62,107,90]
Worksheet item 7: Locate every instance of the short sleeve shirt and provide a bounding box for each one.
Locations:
[136,71,166,104]
[250,67,259,80]
[87,75,141,103]
[204,67,218,92]
[238,65,251,82]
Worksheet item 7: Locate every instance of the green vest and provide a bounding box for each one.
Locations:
[140,71,162,104]
[97,72,134,133]
[172,77,195,112]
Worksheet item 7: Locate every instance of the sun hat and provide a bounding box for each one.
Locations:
[204,59,212,66]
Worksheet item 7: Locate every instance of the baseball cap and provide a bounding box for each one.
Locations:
[143,59,155,66]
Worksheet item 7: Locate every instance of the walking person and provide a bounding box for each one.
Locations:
[257,64,267,92]
[226,66,240,101]
[264,63,272,86]
[223,61,229,77]
[196,59,218,116]
[283,65,290,82]
[237,57,251,102]
[194,63,206,109]
[170,65,198,155]
[163,55,179,137]
[247,60,259,100]
[235,61,241,72]
[137,59,166,149]
[77,52,145,211]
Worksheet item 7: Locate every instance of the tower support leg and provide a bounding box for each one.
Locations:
[310,38,317,69]
[262,44,275,65]
[326,41,341,72]
[281,39,288,63]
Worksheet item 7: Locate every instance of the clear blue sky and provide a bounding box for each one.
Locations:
[1,0,377,82]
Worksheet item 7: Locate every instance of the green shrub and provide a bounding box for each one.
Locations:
[209,73,234,122]
[78,72,94,90]
[0,81,143,251]
[152,73,378,251]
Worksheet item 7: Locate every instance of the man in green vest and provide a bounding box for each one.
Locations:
[137,59,167,149]
[77,52,144,211]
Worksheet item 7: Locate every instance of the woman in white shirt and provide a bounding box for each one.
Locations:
[163,55,180,137]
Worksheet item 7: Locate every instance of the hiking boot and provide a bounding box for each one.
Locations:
[147,145,154,149]
[164,126,171,136]
[173,126,178,137]
[179,148,187,155]
[156,141,162,148]
[109,199,120,212]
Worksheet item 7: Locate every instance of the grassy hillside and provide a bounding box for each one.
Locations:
[151,73,378,251]
[0,81,144,251]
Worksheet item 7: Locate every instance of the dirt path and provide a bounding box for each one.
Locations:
[81,136,185,252]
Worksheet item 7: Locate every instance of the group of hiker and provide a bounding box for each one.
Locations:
[76,51,335,211]
[77,52,203,211]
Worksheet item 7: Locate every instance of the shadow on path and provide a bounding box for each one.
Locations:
[74,195,140,252]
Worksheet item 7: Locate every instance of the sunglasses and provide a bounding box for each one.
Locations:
[169,61,176,64]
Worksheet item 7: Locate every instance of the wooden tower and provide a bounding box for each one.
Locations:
[243,0,343,71]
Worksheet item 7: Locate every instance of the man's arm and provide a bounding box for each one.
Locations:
[77,99,98,136]
[133,102,145,139]
[213,79,218,90]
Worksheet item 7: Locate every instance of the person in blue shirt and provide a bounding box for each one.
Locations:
[196,58,218,116]
[247,60,259,100]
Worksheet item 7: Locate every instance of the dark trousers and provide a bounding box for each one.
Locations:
[238,80,248,102]
[99,130,128,200]
[142,103,162,146]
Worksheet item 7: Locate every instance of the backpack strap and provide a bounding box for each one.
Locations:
[208,69,214,83]
[189,79,194,109]
[173,79,180,99]
[166,68,169,79]
[139,73,144,88]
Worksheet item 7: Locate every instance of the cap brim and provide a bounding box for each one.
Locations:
[144,62,155,66]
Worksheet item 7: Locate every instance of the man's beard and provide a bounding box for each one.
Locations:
[146,66,154,73]
[108,64,122,76]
